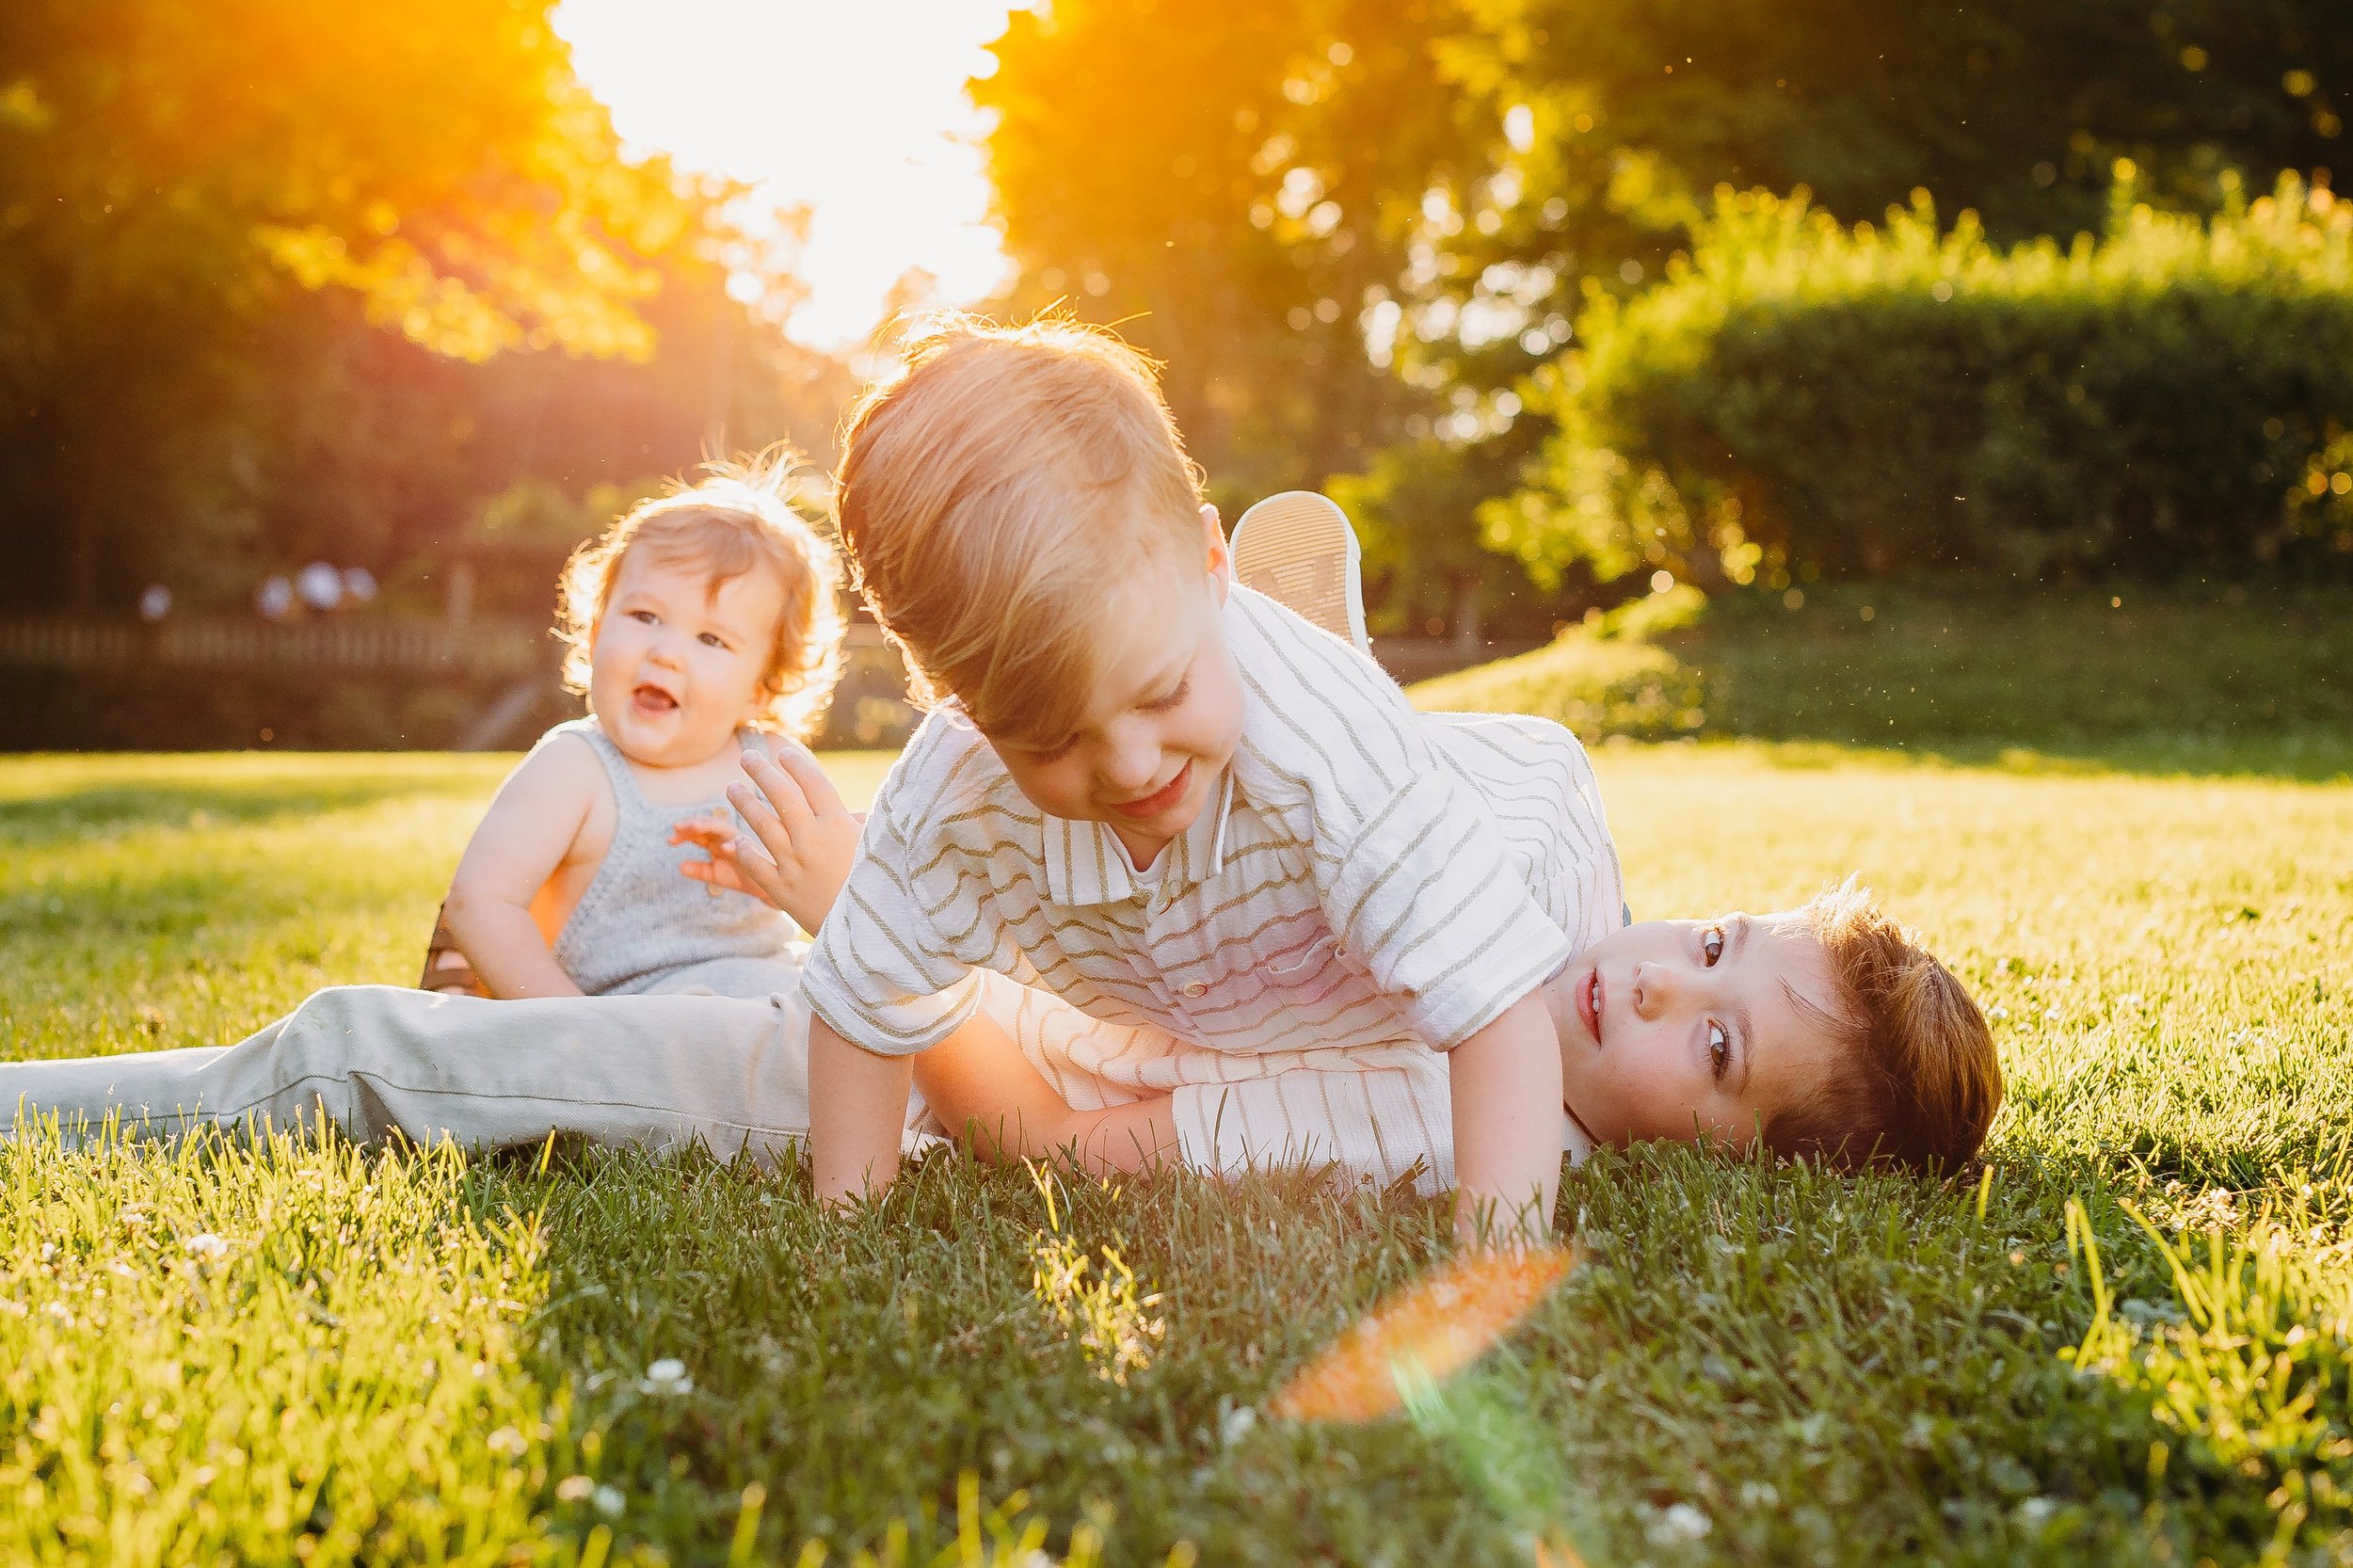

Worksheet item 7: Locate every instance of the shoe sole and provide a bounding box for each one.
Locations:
[1229,490,1369,653]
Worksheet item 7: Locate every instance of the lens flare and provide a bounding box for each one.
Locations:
[1269,1244,1576,1424]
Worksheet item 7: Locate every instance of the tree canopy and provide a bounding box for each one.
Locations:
[977,0,2353,610]
[0,0,837,615]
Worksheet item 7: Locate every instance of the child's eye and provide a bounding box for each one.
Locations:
[629,610,658,626]
[1707,1020,1732,1080]
[698,632,728,649]
[1701,926,1725,967]
[1142,679,1190,712]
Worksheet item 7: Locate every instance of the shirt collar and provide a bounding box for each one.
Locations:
[1039,766,1234,906]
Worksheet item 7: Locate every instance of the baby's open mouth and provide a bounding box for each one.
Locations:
[632,683,680,714]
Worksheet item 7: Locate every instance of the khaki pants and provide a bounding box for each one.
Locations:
[0,984,888,1166]
[0,981,1543,1192]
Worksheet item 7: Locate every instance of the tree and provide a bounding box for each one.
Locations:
[0,0,829,614]
[975,0,1478,504]
[1417,0,2353,494]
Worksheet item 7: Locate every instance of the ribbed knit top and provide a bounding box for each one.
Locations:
[544,718,805,998]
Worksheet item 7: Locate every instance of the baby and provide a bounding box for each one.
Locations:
[429,458,850,1000]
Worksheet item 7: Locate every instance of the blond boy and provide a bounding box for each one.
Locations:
[806,319,1622,1238]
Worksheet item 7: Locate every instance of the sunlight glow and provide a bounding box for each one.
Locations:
[554,0,1022,348]
[1270,1246,1576,1423]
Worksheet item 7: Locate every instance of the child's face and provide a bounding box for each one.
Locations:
[985,505,1246,870]
[589,547,784,769]
[1545,912,1847,1151]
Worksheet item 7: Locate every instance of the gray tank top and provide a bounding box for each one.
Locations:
[543,718,806,998]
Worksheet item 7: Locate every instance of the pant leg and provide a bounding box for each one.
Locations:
[0,984,922,1167]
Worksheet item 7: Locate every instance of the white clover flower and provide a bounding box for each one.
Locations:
[641,1357,694,1396]
[184,1234,229,1261]
[1987,1005,2009,1021]
[555,1475,595,1502]
[1219,1406,1257,1445]
[1648,1502,1712,1544]
[1737,1480,1778,1508]
[593,1484,627,1518]
[2015,1496,2058,1529]
[486,1425,526,1457]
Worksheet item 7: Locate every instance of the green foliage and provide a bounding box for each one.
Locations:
[979,1,2353,621]
[0,0,847,618]
[976,0,1465,504]
[1490,176,2353,587]
[7,734,2353,1561]
[1327,431,1549,637]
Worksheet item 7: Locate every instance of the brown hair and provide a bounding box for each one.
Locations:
[1762,879,2003,1175]
[555,453,845,739]
[832,312,1207,746]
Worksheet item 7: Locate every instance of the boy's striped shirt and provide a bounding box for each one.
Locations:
[802,585,1597,1079]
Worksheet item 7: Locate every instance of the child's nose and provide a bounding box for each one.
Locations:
[1098,733,1161,793]
[1633,960,1679,1017]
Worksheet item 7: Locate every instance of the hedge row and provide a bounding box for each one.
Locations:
[1485,173,2353,586]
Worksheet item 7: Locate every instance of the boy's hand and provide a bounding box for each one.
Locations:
[672,742,864,934]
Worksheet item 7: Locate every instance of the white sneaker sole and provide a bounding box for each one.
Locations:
[1229,490,1369,654]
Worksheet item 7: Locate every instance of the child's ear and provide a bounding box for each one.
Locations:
[1200,503,1233,598]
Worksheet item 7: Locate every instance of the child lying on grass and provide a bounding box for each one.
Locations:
[423,456,854,1000]
[791,314,2000,1240]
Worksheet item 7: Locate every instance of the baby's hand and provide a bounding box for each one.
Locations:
[671,813,760,897]
[673,740,864,935]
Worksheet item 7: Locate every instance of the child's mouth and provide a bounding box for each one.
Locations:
[1110,760,1192,820]
[632,684,680,716]
[1577,968,1603,1046]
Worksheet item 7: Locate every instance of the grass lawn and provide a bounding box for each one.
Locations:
[5,699,2352,1560]
[1416,582,2353,776]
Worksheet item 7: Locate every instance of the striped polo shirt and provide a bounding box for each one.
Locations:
[802,585,1584,1073]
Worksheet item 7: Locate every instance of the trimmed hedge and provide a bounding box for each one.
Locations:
[1486,172,2353,586]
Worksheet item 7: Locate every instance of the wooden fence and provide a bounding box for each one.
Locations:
[0,616,1529,749]
[0,617,897,675]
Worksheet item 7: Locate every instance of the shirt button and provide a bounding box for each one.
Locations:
[1183,982,1208,998]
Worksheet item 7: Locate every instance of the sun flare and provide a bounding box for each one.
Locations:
[554,0,1022,347]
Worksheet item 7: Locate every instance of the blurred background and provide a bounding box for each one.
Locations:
[3,0,2347,752]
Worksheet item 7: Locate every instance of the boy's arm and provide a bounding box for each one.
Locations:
[808,1016,914,1205]
[1446,988,1564,1246]
[798,729,998,1202]
[442,740,596,999]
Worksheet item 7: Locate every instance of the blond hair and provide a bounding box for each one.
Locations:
[833,313,1207,746]
[555,454,846,739]
[1765,879,2003,1174]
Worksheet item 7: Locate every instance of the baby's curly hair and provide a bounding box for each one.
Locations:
[554,453,845,739]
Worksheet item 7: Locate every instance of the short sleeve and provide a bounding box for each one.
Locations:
[1321,766,1573,1049]
[802,794,986,1056]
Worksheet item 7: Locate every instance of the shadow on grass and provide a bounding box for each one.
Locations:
[466,1132,2345,1564]
[484,1141,1515,1564]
